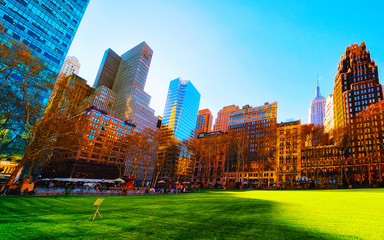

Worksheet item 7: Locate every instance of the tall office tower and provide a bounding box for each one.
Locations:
[195,109,213,136]
[93,43,157,131]
[59,56,80,76]
[334,42,382,128]
[308,80,326,126]
[213,105,240,132]
[94,49,121,89]
[0,0,90,74]
[323,94,334,133]
[162,78,201,141]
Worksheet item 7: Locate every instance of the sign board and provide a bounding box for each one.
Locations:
[90,198,104,220]
[93,198,104,206]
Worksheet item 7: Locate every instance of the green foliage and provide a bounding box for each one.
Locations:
[0,189,383,239]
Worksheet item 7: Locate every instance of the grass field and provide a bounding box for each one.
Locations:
[0,189,383,240]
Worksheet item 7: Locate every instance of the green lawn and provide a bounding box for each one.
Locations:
[1,189,383,239]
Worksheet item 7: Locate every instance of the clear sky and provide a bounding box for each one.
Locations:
[67,0,384,124]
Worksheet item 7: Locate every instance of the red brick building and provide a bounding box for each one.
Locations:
[45,107,135,179]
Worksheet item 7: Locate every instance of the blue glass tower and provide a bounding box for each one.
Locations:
[162,78,201,141]
[0,0,89,167]
[0,0,89,74]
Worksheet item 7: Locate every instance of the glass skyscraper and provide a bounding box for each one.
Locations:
[162,78,201,141]
[0,0,89,74]
[94,42,158,132]
[0,0,89,168]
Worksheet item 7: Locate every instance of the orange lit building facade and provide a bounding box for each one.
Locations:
[227,102,278,185]
[47,107,135,179]
[46,74,92,115]
[334,42,382,129]
[276,120,301,185]
[213,105,239,132]
[195,109,213,136]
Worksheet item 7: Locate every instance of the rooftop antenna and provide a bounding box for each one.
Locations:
[315,75,322,98]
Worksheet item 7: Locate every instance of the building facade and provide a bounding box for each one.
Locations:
[94,43,158,131]
[334,42,382,128]
[0,0,89,74]
[227,102,278,185]
[195,109,213,136]
[324,94,334,133]
[309,80,326,126]
[44,107,135,179]
[193,131,226,186]
[59,56,80,76]
[0,0,89,170]
[155,78,200,183]
[162,78,201,141]
[213,105,240,132]
[90,85,117,115]
[276,120,301,185]
[46,74,91,115]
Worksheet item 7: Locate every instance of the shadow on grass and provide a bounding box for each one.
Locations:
[0,193,348,240]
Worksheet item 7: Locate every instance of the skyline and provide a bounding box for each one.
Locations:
[67,0,384,124]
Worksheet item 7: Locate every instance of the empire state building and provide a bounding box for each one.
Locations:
[309,80,326,126]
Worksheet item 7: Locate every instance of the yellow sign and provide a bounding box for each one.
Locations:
[90,198,104,220]
[93,198,104,206]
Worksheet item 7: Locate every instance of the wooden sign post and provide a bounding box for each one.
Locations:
[90,198,104,220]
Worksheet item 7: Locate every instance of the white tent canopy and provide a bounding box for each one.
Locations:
[39,178,114,183]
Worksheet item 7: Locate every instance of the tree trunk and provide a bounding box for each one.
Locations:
[3,154,28,189]
[141,166,148,187]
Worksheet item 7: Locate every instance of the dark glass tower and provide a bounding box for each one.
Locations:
[162,78,201,141]
[94,42,158,131]
[0,0,89,74]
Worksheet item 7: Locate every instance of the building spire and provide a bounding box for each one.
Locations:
[315,75,322,98]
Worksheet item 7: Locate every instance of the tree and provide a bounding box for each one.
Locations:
[4,106,87,187]
[332,125,352,186]
[124,128,160,185]
[0,35,89,188]
[352,101,384,185]
[0,37,55,162]
[233,130,247,184]
[153,125,180,185]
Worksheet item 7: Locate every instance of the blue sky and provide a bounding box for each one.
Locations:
[67,0,384,124]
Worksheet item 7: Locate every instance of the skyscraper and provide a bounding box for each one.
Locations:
[334,42,382,128]
[59,56,80,76]
[162,78,201,141]
[308,80,326,126]
[323,94,334,133]
[0,0,89,169]
[0,0,89,74]
[195,109,213,136]
[213,105,240,132]
[94,43,157,131]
